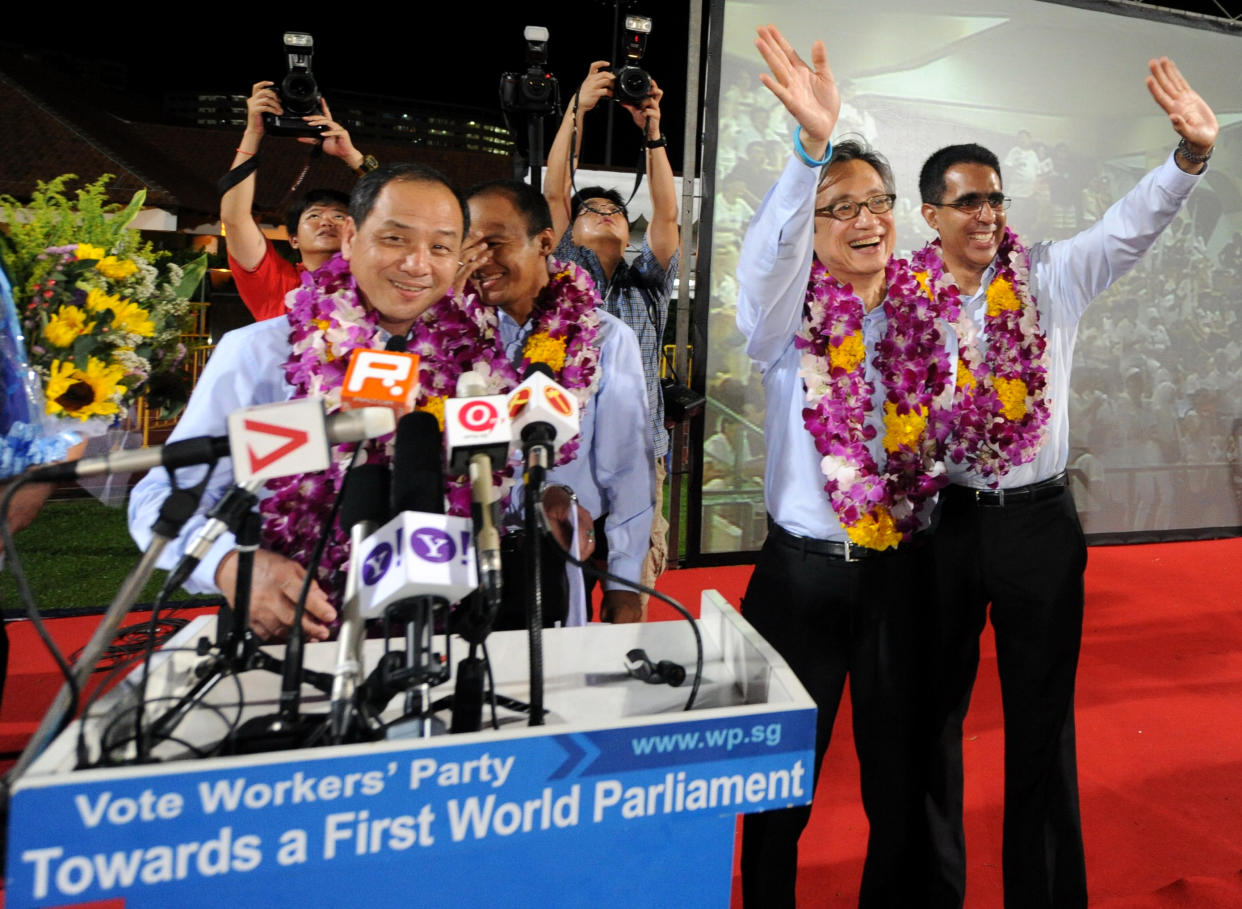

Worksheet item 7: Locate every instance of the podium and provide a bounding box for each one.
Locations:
[5,592,815,908]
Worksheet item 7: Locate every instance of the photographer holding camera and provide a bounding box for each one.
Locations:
[544,59,680,617]
[221,80,378,321]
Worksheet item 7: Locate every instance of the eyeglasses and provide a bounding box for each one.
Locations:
[929,193,1012,214]
[579,200,627,218]
[814,193,897,221]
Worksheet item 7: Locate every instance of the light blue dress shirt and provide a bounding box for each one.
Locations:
[942,151,1201,489]
[496,305,655,590]
[736,154,955,542]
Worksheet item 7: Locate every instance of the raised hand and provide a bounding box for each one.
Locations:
[299,98,364,169]
[754,24,840,148]
[576,61,615,113]
[244,81,281,137]
[621,77,663,138]
[1146,57,1218,155]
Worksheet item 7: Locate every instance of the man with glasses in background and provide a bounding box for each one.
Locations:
[544,61,679,618]
[917,58,1219,909]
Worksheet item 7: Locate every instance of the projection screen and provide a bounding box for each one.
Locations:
[698,0,1242,553]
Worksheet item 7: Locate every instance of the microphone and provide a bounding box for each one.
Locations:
[159,401,396,597]
[369,412,468,737]
[444,370,510,618]
[330,463,391,741]
[28,435,230,483]
[354,413,478,617]
[340,343,421,416]
[507,363,581,460]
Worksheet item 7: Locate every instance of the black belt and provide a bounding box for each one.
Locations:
[954,470,1068,508]
[766,517,919,562]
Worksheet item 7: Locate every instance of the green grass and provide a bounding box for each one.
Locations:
[1,498,198,614]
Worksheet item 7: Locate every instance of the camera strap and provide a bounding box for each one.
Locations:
[217,155,261,197]
[567,91,649,216]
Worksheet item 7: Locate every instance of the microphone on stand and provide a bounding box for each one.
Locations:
[328,464,391,742]
[506,363,581,727]
[27,435,230,483]
[445,370,512,622]
[376,412,462,737]
[158,402,396,599]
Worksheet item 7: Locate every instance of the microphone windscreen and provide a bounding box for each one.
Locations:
[523,361,554,381]
[385,334,408,353]
[340,463,391,531]
[391,411,445,516]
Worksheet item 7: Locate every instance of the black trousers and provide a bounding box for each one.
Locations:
[740,527,927,908]
[924,484,1088,909]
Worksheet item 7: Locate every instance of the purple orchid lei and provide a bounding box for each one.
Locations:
[912,229,1051,485]
[795,256,955,547]
[259,254,601,601]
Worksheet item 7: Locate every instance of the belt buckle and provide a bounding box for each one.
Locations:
[842,539,855,562]
[975,487,1004,507]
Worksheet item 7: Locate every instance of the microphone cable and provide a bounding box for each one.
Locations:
[535,515,704,712]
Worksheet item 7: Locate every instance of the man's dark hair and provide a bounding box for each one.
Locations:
[284,189,350,236]
[349,162,469,234]
[466,180,553,237]
[569,186,628,223]
[918,144,1001,203]
[816,139,897,196]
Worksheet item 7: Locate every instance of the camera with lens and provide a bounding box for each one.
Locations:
[499,26,560,117]
[613,15,653,107]
[262,31,326,138]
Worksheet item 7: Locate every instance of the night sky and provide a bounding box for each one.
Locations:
[9,4,697,169]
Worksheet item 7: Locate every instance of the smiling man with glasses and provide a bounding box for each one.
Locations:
[735,26,962,908]
[916,58,1219,909]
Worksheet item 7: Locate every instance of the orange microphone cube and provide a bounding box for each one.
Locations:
[340,348,421,416]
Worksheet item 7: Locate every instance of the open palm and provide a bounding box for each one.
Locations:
[754,25,840,143]
[1146,57,1218,150]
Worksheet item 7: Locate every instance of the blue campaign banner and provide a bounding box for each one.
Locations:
[6,706,814,908]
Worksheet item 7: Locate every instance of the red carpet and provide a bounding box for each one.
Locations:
[651,542,1242,907]
[5,542,1242,906]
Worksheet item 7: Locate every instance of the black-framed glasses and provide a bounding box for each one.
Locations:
[814,193,897,221]
[579,200,627,218]
[929,193,1012,214]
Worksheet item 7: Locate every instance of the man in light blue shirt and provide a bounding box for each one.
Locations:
[917,57,1219,908]
[735,27,957,907]
[463,180,654,625]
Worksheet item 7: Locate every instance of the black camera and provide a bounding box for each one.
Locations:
[262,31,325,138]
[499,25,560,117]
[613,15,653,106]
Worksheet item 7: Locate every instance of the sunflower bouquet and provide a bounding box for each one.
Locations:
[2,175,205,426]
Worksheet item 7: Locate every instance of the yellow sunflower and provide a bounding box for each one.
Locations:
[74,243,107,261]
[43,305,96,347]
[85,288,124,313]
[44,357,127,420]
[96,255,139,280]
[109,300,156,337]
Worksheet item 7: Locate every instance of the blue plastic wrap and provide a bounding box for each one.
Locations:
[0,261,78,480]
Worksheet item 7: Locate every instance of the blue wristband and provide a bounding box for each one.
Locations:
[793,126,832,168]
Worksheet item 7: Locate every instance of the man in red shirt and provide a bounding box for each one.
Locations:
[221,80,376,320]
